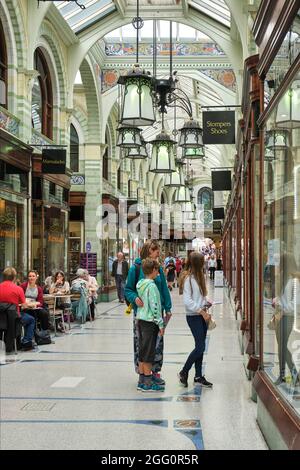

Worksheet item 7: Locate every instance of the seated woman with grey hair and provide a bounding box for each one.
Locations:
[70,269,89,322]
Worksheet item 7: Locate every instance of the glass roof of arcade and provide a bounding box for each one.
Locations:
[105,20,213,42]
[190,0,231,27]
[54,0,231,34]
[53,0,116,33]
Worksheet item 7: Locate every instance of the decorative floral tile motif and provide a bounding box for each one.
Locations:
[104,42,225,57]
[0,109,20,136]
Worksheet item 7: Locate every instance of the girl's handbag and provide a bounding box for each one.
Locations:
[208,317,217,330]
[267,312,282,330]
[267,302,282,330]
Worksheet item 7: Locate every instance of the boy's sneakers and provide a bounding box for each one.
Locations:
[178,370,188,387]
[152,372,165,386]
[194,376,213,388]
[139,382,165,393]
[136,382,145,391]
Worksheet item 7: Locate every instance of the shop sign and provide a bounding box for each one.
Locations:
[48,235,64,243]
[0,229,20,239]
[213,221,222,234]
[211,170,232,191]
[203,111,235,145]
[213,208,225,220]
[42,149,66,174]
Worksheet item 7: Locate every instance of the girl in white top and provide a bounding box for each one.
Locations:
[178,252,213,388]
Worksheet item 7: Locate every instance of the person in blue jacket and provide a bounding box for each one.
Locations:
[125,240,172,386]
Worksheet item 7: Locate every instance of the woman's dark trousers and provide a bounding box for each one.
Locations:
[183,315,208,378]
[24,308,50,331]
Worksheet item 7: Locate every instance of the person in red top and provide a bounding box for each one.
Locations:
[0,267,35,350]
[20,270,50,335]
[175,257,182,286]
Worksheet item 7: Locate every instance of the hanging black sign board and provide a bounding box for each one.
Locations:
[212,171,232,191]
[42,149,66,174]
[213,221,222,234]
[213,207,225,219]
[203,111,235,145]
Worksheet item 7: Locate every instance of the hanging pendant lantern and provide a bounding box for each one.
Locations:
[118,67,155,127]
[117,125,142,149]
[179,119,204,148]
[182,202,196,214]
[125,136,148,160]
[265,129,289,149]
[275,81,300,129]
[183,146,205,159]
[174,185,191,203]
[150,132,176,174]
[164,163,185,187]
[264,147,276,162]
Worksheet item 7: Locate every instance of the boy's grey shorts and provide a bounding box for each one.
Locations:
[137,319,159,363]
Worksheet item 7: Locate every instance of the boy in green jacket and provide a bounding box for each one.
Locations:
[136,258,165,392]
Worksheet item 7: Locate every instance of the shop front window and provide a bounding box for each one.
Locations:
[263,74,300,413]
[44,207,68,277]
[32,204,68,280]
[253,145,261,354]
[0,161,28,194]
[265,10,300,102]
[0,196,27,280]
[32,202,43,275]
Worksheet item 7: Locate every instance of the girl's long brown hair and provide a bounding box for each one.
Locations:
[179,252,207,296]
[140,240,160,260]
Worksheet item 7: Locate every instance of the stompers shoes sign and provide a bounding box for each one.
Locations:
[203,111,235,145]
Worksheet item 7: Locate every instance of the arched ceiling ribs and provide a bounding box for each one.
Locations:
[67,9,243,105]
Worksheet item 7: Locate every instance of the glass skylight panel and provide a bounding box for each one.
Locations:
[54,0,116,33]
[190,0,231,27]
[105,20,211,41]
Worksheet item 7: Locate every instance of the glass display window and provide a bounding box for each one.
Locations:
[44,206,68,277]
[0,193,28,281]
[0,161,28,194]
[263,74,300,414]
[265,10,300,103]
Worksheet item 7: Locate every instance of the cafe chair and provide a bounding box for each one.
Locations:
[43,296,66,336]
[0,302,18,354]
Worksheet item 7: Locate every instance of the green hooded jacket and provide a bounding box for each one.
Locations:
[136,278,164,329]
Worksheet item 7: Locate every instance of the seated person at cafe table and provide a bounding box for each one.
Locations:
[49,271,71,330]
[0,267,35,351]
[20,270,50,337]
[49,271,71,304]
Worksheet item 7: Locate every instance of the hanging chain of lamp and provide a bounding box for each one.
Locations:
[149,117,177,173]
[149,20,176,174]
[164,107,185,186]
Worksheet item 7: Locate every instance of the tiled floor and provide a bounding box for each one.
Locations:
[0,281,268,450]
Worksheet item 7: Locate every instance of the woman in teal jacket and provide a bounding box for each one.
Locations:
[125,240,172,384]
